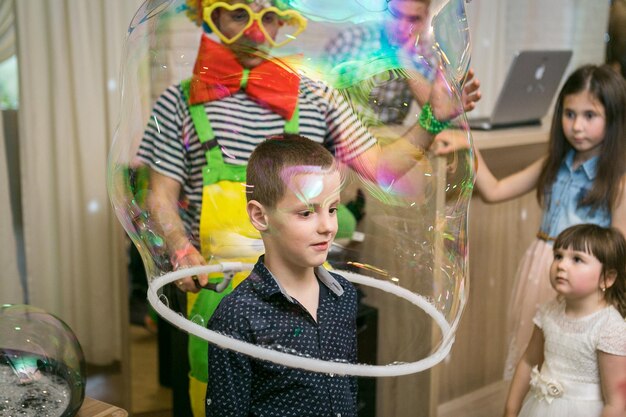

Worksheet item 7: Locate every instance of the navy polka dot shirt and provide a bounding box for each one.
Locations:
[206,256,358,417]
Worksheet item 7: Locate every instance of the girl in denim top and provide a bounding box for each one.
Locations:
[439,64,626,380]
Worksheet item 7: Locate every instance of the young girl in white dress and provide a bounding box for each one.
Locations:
[504,224,626,417]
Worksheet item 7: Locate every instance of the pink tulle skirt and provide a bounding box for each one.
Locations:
[503,238,557,380]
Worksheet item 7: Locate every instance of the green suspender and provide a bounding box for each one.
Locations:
[180,78,299,184]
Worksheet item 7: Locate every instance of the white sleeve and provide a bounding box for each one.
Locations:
[597,308,626,356]
[533,299,558,329]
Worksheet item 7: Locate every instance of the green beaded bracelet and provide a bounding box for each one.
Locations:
[418,102,451,135]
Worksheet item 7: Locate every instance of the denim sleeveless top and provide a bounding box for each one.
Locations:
[538,150,610,241]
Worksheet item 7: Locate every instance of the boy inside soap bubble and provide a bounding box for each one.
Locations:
[132,0,480,414]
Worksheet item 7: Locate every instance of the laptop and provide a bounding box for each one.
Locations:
[467,50,573,130]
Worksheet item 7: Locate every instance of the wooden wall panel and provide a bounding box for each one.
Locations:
[352,141,547,416]
[437,143,547,407]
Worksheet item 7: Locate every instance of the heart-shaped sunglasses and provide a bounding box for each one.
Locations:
[203,2,307,48]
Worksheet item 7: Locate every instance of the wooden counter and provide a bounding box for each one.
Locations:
[437,126,549,416]
[77,397,128,417]
[471,124,549,149]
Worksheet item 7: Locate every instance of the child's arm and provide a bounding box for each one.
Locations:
[433,138,546,203]
[503,325,545,417]
[206,307,253,417]
[349,304,359,412]
[206,343,252,417]
[598,351,626,417]
[348,68,482,183]
[473,149,545,203]
[147,170,209,292]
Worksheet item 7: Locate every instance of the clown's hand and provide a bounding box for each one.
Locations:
[428,68,481,121]
[428,69,461,121]
[461,69,481,113]
[429,69,462,121]
[170,241,208,293]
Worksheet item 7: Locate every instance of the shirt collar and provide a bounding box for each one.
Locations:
[250,256,345,302]
[565,149,598,180]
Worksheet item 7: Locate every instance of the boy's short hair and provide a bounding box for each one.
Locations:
[246,134,337,208]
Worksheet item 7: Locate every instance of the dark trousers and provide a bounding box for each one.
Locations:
[157,281,192,417]
[129,242,193,416]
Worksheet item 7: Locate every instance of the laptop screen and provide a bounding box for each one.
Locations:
[470,50,572,130]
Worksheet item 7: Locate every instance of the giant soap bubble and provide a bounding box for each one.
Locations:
[108,0,474,377]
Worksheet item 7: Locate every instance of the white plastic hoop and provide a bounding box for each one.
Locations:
[147,263,454,377]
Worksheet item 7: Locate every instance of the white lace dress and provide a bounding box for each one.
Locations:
[518,299,626,417]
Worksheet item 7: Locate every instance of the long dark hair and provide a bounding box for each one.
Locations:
[554,224,626,317]
[537,65,626,213]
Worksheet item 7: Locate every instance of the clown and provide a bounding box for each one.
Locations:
[142,2,366,414]
[138,0,478,414]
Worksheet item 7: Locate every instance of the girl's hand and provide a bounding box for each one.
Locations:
[432,130,472,155]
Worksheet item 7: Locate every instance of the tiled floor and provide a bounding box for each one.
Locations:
[86,325,173,417]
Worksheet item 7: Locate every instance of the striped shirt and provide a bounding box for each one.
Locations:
[325,23,437,125]
[138,76,376,243]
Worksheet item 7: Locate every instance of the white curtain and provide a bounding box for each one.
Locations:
[15,0,143,365]
[0,109,22,304]
[0,0,15,62]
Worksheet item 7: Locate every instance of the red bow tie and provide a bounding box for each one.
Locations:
[189,35,300,120]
